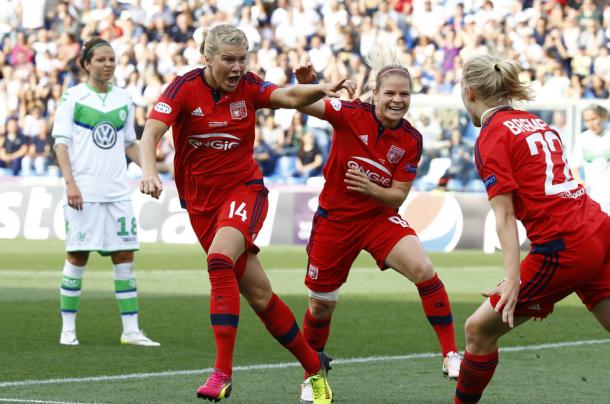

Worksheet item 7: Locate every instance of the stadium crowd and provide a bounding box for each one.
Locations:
[0,0,609,190]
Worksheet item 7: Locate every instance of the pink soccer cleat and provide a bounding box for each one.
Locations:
[196,370,232,401]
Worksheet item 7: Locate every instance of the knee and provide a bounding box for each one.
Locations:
[464,315,495,352]
[67,252,89,267]
[309,298,335,319]
[243,283,273,312]
[111,251,134,264]
[410,258,435,284]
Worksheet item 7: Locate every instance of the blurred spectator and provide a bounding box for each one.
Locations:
[439,129,477,191]
[21,120,51,176]
[253,125,276,177]
[295,129,323,180]
[0,117,28,175]
[0,0,608,190]
[155,131,175,179]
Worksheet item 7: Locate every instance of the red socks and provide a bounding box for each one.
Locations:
[455,350,499,403]
[416,273,458,356]
[303,308,332,352]
[256,293,321,375]
[207,253,240,377]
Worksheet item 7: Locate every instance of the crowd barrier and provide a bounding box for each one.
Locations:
[0,177,529,253]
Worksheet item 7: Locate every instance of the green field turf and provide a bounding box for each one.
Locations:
[0,239,608,403]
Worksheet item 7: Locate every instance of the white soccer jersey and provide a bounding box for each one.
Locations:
[52,83,136,202]
[571,127,610,213]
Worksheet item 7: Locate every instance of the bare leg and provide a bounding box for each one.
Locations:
[591,297,610,332]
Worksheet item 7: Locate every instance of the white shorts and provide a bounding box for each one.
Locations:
[64,200,139,254]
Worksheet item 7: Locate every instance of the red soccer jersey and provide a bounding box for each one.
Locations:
[148,69,277,215]
[475,108,606,245]
[319,98,422,220]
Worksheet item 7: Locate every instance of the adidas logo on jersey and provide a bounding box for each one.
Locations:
[359,135,368,145]
[191,107,204,116]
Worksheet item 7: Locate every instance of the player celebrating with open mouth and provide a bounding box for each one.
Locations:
[139,24,354,403]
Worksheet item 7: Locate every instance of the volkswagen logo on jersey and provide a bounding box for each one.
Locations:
[189,133,241,150]
[347,156,391,186]
[92,121,117,149]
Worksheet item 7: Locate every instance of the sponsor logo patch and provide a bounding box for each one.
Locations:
[259,81,273,93]
[405,164,417,173]
[209,121,227,128]
[484,175,497,189]
[191,107,204,116]
[189,133,240,150]
[230,101,247,120]
[154,102,172,114]
[347,156,392,186]
[92,121,117,149]
[330,98,342,111]
[386,145,405,163]
[308,264,319,280]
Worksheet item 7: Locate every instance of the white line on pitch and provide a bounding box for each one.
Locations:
[0,266,500,277]
[1,339,608,389]
[0,399,96,404]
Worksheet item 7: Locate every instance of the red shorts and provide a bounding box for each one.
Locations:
[305,208,417,292]
[490,216,610,318]
[189,180,268,278]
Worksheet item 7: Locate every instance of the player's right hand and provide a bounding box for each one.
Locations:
[140,174,163,199]
[483,277,519,328]
[66,182,83,211]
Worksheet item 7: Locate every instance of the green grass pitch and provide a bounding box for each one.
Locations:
[0,239,608,403]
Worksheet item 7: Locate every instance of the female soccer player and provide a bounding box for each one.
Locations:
[52,38,159,347]
[139,24,353,403]
[455,54,610,403]
[570,104,610,214]
[294,47,461,403]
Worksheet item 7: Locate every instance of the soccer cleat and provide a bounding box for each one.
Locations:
[306,374,332,404]
[60,329,79,346]
[196,370,232,401]
[301,351,333,403]
[442,351,462,380]
[300,378,313,404]
[307,351,333,404]
[120,330,160,347]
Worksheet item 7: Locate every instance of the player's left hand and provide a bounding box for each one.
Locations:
[323,79,357,99]
[294,63,317,84]
[345,168,375,196]
[483,277,519,328]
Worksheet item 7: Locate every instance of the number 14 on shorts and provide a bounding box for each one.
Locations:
[229,201,248,222]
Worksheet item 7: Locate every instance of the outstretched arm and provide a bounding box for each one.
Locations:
[484,192,520,328]
[139,119,169,199]
[270,64,355,117]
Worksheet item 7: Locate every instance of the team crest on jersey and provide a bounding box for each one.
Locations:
[119,109,127,121]
[386,145,405,163]
[230,101,247,120]
[92,121,117,149]
[359,134,368,145]
[308,264,319,280]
